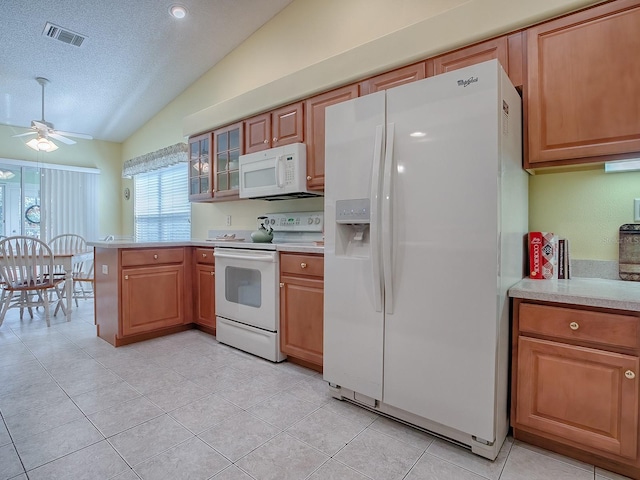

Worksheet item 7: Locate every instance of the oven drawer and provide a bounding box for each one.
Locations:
[121,247,184,267]
[216,316,286,362]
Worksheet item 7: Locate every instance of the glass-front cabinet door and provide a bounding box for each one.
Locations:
[188,132,211,201]
[213,122,243,199]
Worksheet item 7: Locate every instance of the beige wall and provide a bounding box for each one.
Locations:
[530,167,640,261]
[124,0,609,243]
[0,124,122,239]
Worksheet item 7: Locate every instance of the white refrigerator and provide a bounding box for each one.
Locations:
[323,60,528,460]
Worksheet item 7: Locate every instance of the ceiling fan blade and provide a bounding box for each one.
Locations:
[49,133,76,145]
[12,131,37,138]
[53,130,93,140]
[32,120,48,130]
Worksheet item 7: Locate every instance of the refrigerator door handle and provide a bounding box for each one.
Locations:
[382,122,394,314]
[370,124,384,313]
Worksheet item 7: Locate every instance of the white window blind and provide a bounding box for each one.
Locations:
[40,168,99,241]
[134,163,190,241]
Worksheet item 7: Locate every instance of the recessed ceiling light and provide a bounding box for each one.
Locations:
[169,4,187,19]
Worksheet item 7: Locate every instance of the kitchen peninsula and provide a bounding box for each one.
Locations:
[90,240,323,351]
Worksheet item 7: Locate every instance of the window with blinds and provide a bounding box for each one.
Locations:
[134,163,190,241]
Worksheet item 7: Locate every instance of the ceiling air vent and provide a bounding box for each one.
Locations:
[42,22,86,47]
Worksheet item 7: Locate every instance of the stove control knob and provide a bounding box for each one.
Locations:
[308,218,313,225]
[314,218,321,224]
[271,219,276,225]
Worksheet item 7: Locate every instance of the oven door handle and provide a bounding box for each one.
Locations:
[213,251,277,262]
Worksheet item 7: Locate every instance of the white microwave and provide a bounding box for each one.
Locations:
[239,143,322,200]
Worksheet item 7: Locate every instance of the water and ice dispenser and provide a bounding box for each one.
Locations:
[335,198,371,257]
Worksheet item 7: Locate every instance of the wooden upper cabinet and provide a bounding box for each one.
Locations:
[244,112,271,153]
[304,84,359,191]
[506,31,524,89]
[213,122,243,199]
[432,37,509,77]
[188,132,212,202]
[360,62,427,95]
[526,0,640,167]
[244,102,303,154]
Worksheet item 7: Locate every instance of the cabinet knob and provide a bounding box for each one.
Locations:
[211,271,215,276]
[306,176,312,181]
[625,370,636,379]
[569,322,579,330]
[124,275,129,280]
[300,262,307,269]
[153,254,158,259]
[202,253,207,258]
[273,137,277,142]
[263,140,269,144]
[279,282,284,287]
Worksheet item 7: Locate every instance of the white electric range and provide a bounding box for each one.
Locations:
[213,211,323,361]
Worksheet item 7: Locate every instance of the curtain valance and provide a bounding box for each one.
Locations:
[122,142,188,178]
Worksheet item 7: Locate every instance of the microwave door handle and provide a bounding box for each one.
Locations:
[275,155,285,188]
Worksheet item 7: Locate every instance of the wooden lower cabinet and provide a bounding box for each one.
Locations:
[279,253,324,369]
[512,299,640,478]
[121,264,185,336]
[95,247,190,346]
[194,248,216,331]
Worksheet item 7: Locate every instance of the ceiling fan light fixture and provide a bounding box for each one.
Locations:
[169,4,187,18]
[26,136,58,152]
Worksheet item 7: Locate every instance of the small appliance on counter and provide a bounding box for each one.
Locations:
[619,224,640,281]
[251,216,274,243]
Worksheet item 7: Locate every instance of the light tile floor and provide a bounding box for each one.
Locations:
[0,300,633,480]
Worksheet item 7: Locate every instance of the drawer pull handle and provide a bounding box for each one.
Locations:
[124,275,129,280]
[300,262,307,269]
[153,254,158,259]
[569,322,579,330]
[279,282,284,287]
[625,370,636,380]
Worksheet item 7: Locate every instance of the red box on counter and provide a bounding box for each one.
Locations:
[529,232,558,279]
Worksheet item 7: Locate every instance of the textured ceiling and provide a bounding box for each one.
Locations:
[0,0,293,143]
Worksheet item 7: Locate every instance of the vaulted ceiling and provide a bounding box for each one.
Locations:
[0,0,294,143]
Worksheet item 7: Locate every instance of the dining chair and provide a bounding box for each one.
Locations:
[0,236,67,327]
[50,234,94,308]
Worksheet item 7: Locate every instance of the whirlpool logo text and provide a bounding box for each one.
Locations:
[457,76,478,87]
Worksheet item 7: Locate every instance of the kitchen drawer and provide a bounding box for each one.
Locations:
[519,303,639,350]
[280,253,324,277]
[121,247,185,267]
[194,247,215,265]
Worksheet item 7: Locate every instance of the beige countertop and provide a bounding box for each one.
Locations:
[88,240,324,254]
[509,277,640,312]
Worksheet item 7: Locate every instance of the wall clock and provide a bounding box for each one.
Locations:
[25,205,41,224]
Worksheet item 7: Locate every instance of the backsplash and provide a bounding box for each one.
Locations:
[570,259,620,280]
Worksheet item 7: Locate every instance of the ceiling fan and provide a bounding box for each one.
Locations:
[12,77,93,151]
